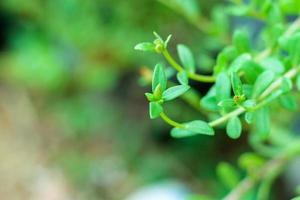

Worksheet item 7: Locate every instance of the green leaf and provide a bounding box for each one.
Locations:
[243,99,256,111]
[152,63,167,92]
[162,85,190,101]
[238,152,265,174]
[242,84,253,99]
[171,120,214,138]
[297,74,300,91]
[177,71,189,85]
[240,60,262,84]
[153,84,163,100]
[279,32,300,65]
[134,42,156,52]
[173,0,200,20]
[280,93,297,111]
[281,78,293,93]
[226,116,242,139]
[218,99,236,109]
[171,128,195,138]
[255,107,270,139]
[145,93,155,102]
[260,57,284,74]
[233,29,250,53]
[217,162,240,189]
[245,112,254,124]
[216,72,231,102]
[229,53,252,73]
[252,70,275,98]
[149,102,163,119]
[185,120,214,135]
[201,86,218,111]
[177,44,195,73]
[231,72,243,96]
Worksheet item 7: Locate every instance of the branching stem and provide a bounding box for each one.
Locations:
[162,49,216,83]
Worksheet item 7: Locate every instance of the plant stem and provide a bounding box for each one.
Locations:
[223,140,300,200]
[160,112,185,129]
[162,49,216,83]
[209,107,245,127]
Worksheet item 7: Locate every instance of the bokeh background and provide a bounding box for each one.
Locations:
[0,0,299,200]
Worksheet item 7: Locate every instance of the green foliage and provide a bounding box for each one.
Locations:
[136,0,300,199]
[226,116,242,139]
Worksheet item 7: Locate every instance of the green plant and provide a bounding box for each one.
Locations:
[136,0,300,199]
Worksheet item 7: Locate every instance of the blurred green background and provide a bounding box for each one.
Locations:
[0,0,296,200]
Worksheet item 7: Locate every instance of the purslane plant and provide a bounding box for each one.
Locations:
[135,0,300,199]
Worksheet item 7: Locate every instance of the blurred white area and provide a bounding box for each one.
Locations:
[125,181,189,200]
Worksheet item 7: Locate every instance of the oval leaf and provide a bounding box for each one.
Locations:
[134,42,156,52]
[177,71,189,85]
[252,70,275,98]
[177,44,195,73]
[162,85,190,101]
[149,102,163,119]
[231,72,243,96]
[233,29,250,53]
[152,63,167,92]
[216,72,231,101]
[226,116,242,139]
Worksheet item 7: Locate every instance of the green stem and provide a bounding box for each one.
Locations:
[162,49,216,83]
[160,112,185,129]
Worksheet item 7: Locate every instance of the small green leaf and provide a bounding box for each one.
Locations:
[297,74,300,91]
[281,78,293,93]
[201,86,219,111]
[153,84,163,100]
[255,107,270,139]
[218,99,236,108]
[242,84,253,99]
[152,63,167,92]
[149,102,163,119]
[233,29,250,53]
[177,44,195,73]
[240,60,262,83]
[134,42,156,52]
[245,112,254,124]
[162,85,190,101]
[171,120,214,138]
[260,57,284,74]
[280,93,297,111]
[231,72,243,96]
[243,99,256,111]
[252,70,275,98]
[177,71,189,85]
[229,53,252,73]
[185,120,214,135]
[145,93,155,102]
[226,116,242,139]
[217,162,240,189]
[216,72,231,101]
[171,128,195,138]
[238,152,265,175]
